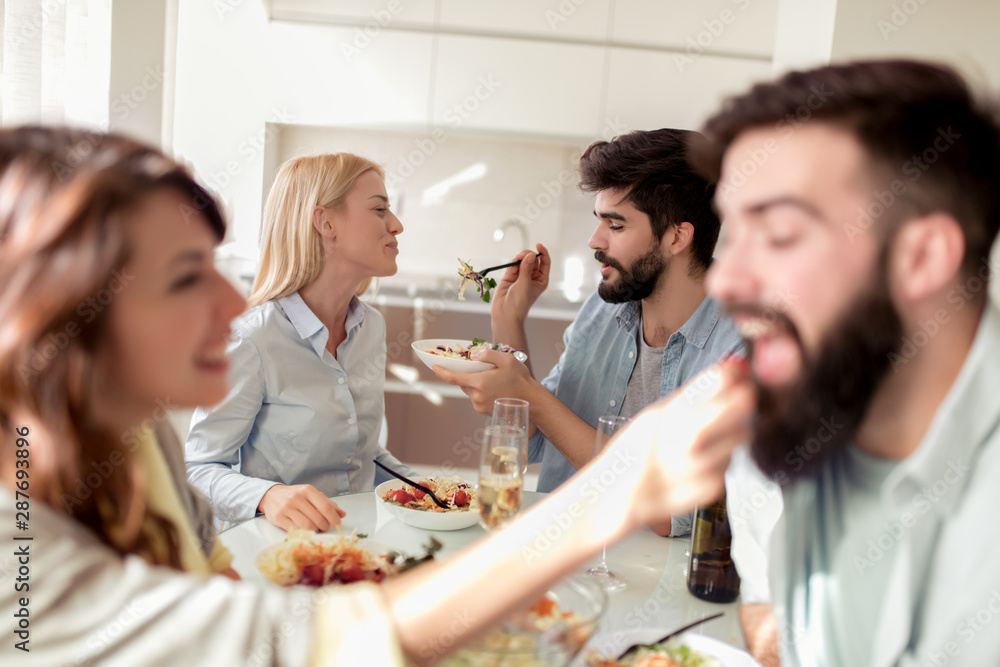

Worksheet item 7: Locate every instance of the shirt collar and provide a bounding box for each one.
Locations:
[884,301,1000,514]
[676,295,725,349]
[615,295,723,349]
[276,291,367,357]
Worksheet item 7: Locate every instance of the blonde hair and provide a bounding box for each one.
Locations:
[249,153,385,308]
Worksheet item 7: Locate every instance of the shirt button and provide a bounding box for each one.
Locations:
[609,400,617,407]
[347,417,356,425]
[628,351,634,359]
[338,378,345,385]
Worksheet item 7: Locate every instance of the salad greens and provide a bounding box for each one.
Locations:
[457,259,497,303]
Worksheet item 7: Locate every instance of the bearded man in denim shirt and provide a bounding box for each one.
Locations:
[435,128,742,536]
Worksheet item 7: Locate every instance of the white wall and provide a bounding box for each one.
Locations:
[830,0,1000,89]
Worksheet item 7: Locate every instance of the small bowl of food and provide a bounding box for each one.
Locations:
[411,338,526,374]
[376,476,481,531]
[442,575,607,666]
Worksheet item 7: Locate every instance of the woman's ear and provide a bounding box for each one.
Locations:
[312,205,335,239]
[888,212,965,302]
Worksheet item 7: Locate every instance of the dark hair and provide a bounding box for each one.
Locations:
[690,59,1000,280]
[0,126,224,568]
[578,128,720,277]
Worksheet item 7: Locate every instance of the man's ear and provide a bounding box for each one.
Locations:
[312,205,335,239]
[667,221,695,256]
[888,213,965,302]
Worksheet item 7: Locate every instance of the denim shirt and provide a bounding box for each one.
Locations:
[531,291,742,534]
[185,292,412,528]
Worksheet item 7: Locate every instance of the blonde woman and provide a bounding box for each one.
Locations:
[185,155,414,532]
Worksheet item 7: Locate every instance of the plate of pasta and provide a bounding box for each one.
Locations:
[256,529,442,587]
[376,476,481,531]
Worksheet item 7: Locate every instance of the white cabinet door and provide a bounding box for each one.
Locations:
[605,47,772,131]
[438,0,613,41]
[432,34,605,138]
[613,0,778,58]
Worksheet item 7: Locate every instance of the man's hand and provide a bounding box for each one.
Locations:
[491,243,550,344]
[432,348,536,415]
[257,484,347,532]
[618,357,755,523]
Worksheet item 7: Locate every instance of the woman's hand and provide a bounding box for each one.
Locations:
[616,357,755,526]
[257,484,347,532]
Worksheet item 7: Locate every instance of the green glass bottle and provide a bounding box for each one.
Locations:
[687,492,741,603]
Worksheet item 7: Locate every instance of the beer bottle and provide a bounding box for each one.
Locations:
[687,492,741,603]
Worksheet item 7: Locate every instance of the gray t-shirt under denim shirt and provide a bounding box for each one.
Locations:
[620,316,693,535]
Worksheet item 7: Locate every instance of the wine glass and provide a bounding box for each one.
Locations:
[491,398,529,474]
[477,425,526,530]
[586,415,630,592]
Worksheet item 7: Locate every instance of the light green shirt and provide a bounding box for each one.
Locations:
[771,301,1000,667]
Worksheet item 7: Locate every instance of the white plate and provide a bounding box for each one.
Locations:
[411,338,494,373]
[255,533,395,587]
[572,627,761,666]
[375,479,482,531]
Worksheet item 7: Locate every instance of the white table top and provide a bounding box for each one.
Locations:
[220,491,747,657]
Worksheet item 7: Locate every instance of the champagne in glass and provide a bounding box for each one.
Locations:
[478,425,525,529]
[586,415,630,592]
[491,398,529,474]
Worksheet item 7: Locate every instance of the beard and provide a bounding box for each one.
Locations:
[737,266,904,484]
[595,241,668,303]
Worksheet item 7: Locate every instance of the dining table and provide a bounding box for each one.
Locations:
[220,490,749,662]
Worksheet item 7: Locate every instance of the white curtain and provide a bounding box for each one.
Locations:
[0,0,110,128]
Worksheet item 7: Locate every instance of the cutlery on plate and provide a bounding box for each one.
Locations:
[373,460,450,509]
[616,612,725,659]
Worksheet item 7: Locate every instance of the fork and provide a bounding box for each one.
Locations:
[374,460,450,509]
[476,252,544,277]
[616,612,724,659]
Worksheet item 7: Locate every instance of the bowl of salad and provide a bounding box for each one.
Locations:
[577,629,760,667]
[442,575,607,666]
[376,476,481,531]
[412,338,527,374]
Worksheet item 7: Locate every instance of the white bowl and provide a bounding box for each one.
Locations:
[572,628,762,667]
[411,338,495,373]
[375,479,482,531]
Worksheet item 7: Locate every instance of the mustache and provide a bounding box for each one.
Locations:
[723,303,802,346]
[594,250,624,273]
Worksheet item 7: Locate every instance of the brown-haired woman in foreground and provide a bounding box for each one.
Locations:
[0,127,753,665]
